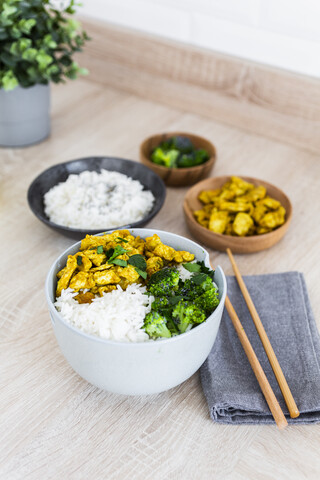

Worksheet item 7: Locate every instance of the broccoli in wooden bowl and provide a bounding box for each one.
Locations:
[140,132,216,187]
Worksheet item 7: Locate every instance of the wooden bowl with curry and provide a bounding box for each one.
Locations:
[183,175,292,253]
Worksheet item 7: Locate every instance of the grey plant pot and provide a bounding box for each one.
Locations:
[0,84,50,147]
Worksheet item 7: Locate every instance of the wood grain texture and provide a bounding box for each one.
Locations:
[1,78,320,479]
[78,17,320,155]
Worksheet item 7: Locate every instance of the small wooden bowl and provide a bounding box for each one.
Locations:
[183,176,292,253]
[140,132,216,187]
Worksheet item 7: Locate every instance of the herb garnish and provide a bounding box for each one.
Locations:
[183,261,214,279]
[76,255,83,266]
[106,245,129,266]
[128,254,147,279]
[115,237,129,243]
[97,245,104,254]
[182,262,201,273]
[197,261,215,280]
[111,259,128,267]
[135,268,147,280]
[191,273,209,285]
[108,245,128,262]
[128,254,147,271]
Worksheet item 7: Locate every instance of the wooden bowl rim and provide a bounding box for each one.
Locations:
[183,175,292,244]
[140,131,216,174]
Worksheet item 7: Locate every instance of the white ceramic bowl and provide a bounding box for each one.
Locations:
[45,228,227,395]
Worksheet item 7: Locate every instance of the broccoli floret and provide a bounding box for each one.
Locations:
[176,149,209,168]
[195,288,219,314]
[176,152,196,168]
[143,311,172,339]
[151,148,179,168]
[145,267,219,337]
[171,135,193,153]
[179,272,219,315]
[178,274,213,299]
[172,300,206,333]
[194,149,209,165]
[151,296,170,311]
[148,267,180,297]
[158,138,174,150]
[150,296,173,316]
[166,316,180,336]
[150,296,179,335]
[176,151,208,168]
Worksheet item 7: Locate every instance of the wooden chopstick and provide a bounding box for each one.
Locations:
[226,247,300,419]
[224,296,288,430]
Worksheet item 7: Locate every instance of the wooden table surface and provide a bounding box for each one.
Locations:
[1,79,320,480]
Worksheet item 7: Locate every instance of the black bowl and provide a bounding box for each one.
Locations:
[27,156,166,240]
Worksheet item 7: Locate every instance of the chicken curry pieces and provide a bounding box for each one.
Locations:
[56,230,194,303]
[194,176,286,236]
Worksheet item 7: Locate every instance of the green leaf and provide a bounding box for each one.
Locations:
[10,26,22,39]
[105,248,114,258]
[96,245,104,254]
[1,70,18,90]
[128,254,147,271]
[19,38,32,52]
[77,67,88,76]
[115,236,128,243]
[0,28,8,40]
[2,5,17,18]
[168,296,183,305]
[26,66,39,81]
[0,4,16,27]
[59,54,72,66]
[10,42,20,56]
[76,255,82,266]
[110,259,127,267]
[36,51,53,69]
[0,52,17,67]
[191,273,209,285]
[182,262,201,273]
[66,18,80,38]
[47,64,60,75]
[10,38,32,56]
[44,34,57,49]
[108,245,128,263]
[135,268,147,280]
[198,261,215,279]
[18,18,36,35]
[22,48,38,62]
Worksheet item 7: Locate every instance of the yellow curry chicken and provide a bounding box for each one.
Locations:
[56,230,194,303]
[194,176,286,237]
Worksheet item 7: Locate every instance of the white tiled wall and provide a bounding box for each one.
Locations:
[80,0,320,78]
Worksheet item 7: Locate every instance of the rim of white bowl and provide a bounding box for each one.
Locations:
[45,228,227,347]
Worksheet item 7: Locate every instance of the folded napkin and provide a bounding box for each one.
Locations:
[200,272,320,424]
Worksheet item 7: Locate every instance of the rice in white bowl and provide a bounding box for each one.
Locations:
[44,169,155,229]
[54,284,154,342]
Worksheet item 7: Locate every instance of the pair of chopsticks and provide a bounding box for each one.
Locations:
[221,248,299,430]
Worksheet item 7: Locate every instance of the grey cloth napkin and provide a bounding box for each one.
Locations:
[200,272,320,424]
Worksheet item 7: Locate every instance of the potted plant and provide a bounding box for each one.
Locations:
[0,0,89,147]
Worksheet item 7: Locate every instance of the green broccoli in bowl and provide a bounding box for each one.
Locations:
[148,267,180,297]
[143,311,172,339]
[150,135,210,169]
[143,262,219,340]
